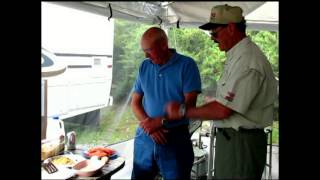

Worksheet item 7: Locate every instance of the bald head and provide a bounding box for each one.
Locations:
[141,27,168,45]
[141,27,172,65]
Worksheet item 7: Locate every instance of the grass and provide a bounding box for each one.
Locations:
[64,105,139,146]
[100,105,139,145]
[271,121,279,144]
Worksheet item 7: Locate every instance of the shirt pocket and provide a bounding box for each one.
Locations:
[217,71,228,88]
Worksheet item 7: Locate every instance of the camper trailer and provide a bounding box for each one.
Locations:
[41,2,114,138]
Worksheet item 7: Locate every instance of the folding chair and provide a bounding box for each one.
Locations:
[189,120,209,180]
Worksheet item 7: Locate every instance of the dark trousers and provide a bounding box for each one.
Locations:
[214,128,267,180]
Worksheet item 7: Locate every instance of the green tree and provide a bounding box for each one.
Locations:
[112,20,152,104]
[247,31,278,78]
[168,28,227,103]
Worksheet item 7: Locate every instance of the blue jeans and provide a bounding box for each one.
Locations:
[131,126,194,180]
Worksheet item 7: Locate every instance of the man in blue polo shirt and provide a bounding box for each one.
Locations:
[131,27,202,180]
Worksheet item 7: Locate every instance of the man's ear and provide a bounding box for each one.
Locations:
[160,40,168,50]
[227,23,237,35]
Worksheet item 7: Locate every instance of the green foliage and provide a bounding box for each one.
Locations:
[111,20,153,104]
[168,28,226,96]
[247,31,279,78]
[272,121,279,144]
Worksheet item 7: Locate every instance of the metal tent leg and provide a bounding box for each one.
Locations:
[207,122,216,179]
[264,128,272,179]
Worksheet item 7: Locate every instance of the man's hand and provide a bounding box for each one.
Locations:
[165,101,183,120]
[140,117,163,135]
[150,128,168,145]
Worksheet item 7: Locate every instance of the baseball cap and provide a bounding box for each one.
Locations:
[199,4,244,30]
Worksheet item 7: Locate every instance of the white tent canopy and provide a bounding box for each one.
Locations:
[50,1,278,32]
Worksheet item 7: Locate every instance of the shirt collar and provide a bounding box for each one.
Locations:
[166,48,179,65]
[226,36,251,60]
[147,48,178,66]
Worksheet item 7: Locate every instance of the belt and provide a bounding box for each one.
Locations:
[165,125,189,133]
[238,127,265,133]
[217,127,265,140]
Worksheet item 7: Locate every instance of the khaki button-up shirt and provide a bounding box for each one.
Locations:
[214,37,278,130]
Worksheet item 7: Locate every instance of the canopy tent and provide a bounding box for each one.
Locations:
[50,1,278,32]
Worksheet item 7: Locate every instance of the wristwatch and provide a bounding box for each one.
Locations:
[179,103,186,118]
[161,118,168,126]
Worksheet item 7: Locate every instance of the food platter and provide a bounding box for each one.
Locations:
[46,154,86,168]
[83,146,116,159]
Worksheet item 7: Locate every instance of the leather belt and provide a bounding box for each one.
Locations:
[217,127,264,140]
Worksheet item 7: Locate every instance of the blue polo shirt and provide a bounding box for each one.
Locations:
[133,49,202,128]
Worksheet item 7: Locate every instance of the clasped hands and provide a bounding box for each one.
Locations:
[139,101,184,144]
[139,117,168,145]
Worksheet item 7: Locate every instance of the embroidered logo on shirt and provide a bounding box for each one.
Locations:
[224,91,235,102]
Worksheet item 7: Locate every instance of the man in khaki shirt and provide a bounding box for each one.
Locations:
[165,4,277,179]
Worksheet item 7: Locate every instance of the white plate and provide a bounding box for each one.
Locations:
[42,166,75,180]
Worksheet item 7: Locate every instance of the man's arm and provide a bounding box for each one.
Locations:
[131,92,167,144]
[131,92,162,133]
[131,92,148,121]
[166,100,233,121]
[184,91,199,110]
[187,100,233,120]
